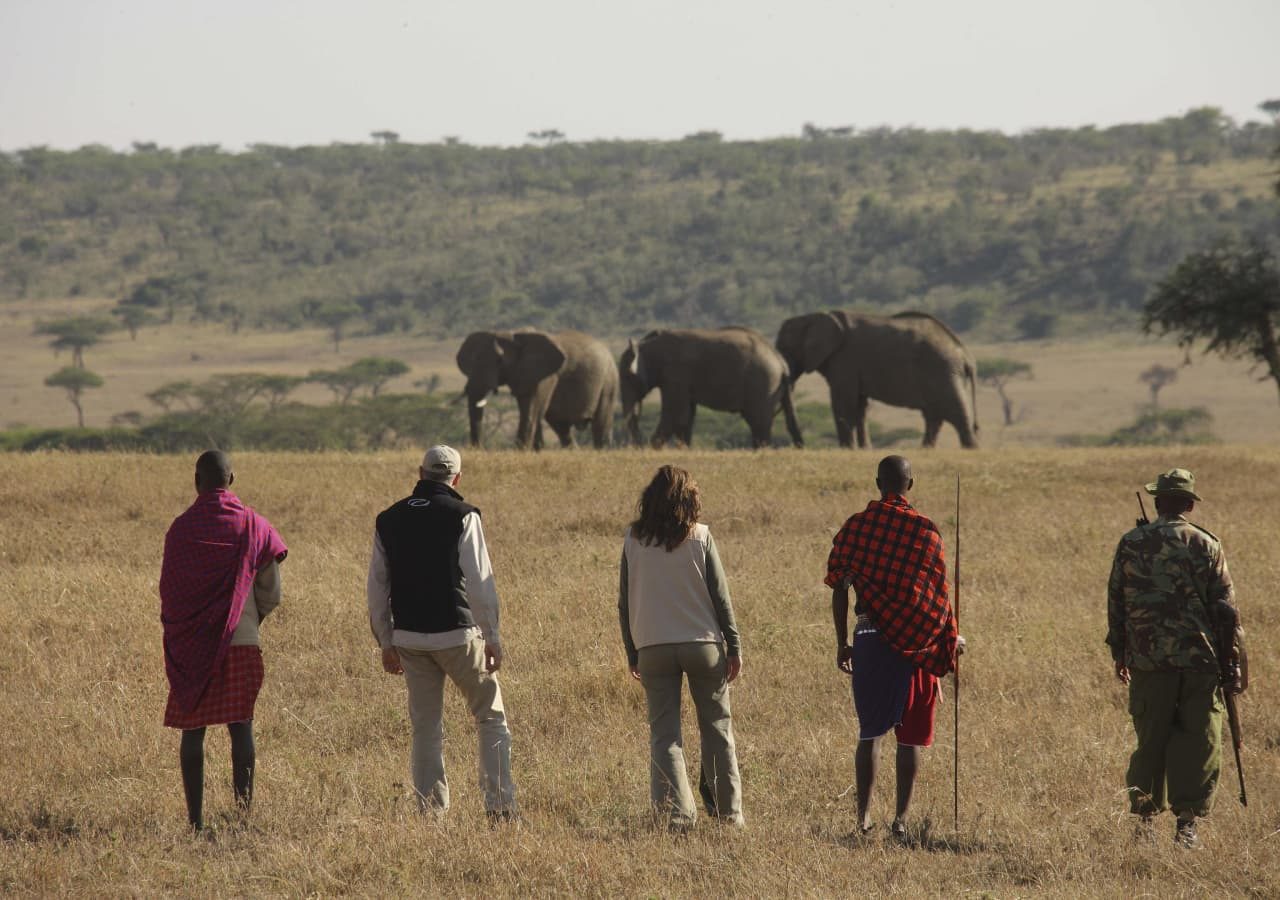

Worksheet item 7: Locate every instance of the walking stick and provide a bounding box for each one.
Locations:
[953,474,961,832]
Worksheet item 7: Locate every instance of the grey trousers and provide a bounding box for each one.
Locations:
[638,641,743,826]
[398,639,516,814]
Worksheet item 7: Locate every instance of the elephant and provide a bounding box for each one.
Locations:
[775,311,979,449]
[618,327,803,449]
[456,329,618,449]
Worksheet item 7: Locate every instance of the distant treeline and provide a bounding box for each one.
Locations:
[2,108,1277,340]
[0,392,921,454]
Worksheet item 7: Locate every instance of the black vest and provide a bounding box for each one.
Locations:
[375,480,479,634]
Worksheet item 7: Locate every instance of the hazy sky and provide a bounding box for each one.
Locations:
[1,0,1277,151]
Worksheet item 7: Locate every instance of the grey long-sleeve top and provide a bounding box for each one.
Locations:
[618,523,741,668]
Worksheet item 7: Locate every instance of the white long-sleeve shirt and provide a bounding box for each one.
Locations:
[366,511,502,651]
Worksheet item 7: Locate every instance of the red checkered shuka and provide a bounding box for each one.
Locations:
[160,489,286,717]
[825,495,958,676]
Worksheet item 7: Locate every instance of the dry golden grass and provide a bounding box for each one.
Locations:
[1,447,1278,897]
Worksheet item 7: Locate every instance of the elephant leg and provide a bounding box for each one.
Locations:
[830,384,860,449]
[528,387,555,452]
[650,410,674,449]
[745,408,772,449]
[854,396,870,449]
[955,421,979,449]
[591,409,610,449]
[515,396,535,449]
[922,416,941,447]
[654,390,690,448]
[780,382,804,448]
[834,412,854,449]
[680,402,697,447]
[549,420,574,448]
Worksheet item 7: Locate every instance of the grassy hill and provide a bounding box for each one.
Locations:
[3,109,1277,343]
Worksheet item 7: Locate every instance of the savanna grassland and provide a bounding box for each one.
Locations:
[2,448,1278,897]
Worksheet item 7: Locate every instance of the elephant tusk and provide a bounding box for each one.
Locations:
[473,396,488,409]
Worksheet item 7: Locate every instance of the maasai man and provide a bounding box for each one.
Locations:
[160,450,287,832]
[825,455,962,840]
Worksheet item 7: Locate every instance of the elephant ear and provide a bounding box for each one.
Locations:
[456,331,499,377]
[510,331,567,386]
[799,313,844,372]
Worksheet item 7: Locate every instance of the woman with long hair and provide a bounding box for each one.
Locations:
[619,465,743,829]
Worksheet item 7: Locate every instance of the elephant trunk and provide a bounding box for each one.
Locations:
[467,396,488,447]
[624,402,642,446]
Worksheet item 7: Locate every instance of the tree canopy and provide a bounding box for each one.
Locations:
[34,316,115,367]
[1143,237,1280,405]
[976,357,1033,425]
[44,366,103,427]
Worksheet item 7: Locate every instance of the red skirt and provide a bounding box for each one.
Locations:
[164,645,264,729]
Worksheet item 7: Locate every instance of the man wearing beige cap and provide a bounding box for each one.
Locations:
[1106,468,1246,848]
[367,445,517,820]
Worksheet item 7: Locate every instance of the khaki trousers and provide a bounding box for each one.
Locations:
[398,640,516,814]
[638,641,743,827]
[1126,669,1222,818]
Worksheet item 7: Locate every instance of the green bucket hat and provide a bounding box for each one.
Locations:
[1144,468,1202,501]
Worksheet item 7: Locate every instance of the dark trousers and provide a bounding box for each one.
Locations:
[1126,669,1222,818]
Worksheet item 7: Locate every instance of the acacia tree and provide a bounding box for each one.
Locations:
[254,374,304,409]
[346,357,410,396]
[35,316,114,367]
[307,368,365,404]
[146,380,197,413]
[113,303,155,339]
[312,301,362,352]
[977,357,1032,425]
[1138,364,1178,407]
[1143,237,1280,406]
[45,366,103,427]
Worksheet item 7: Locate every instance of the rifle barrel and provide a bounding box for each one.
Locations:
[953,475,961,831]
[1224,691,1247,806]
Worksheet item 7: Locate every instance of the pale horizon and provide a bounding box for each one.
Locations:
[2,0,1277,153]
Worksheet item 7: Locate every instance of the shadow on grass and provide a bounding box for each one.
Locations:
[823,815,996,855]
[0,803,83,844]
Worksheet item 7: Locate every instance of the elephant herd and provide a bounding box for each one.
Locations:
[455,311,980,451]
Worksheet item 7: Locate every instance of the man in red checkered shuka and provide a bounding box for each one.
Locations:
[825,455,963,841]
[160,450,287,832]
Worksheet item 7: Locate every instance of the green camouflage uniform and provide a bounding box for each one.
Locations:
[1106,513,1235,818]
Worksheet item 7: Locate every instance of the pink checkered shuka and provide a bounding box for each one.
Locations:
[160,489,286,725]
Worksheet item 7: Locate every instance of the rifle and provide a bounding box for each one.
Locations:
[953,475,961,831]
[1135,490,1246,806]
[1215,606,1248,807]
[1223,666,1248,806]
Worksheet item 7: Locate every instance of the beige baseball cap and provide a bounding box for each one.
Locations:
[422,445,461,479]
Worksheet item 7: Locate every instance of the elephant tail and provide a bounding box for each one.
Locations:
[965,359,980,435]
[780,374,804,448]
